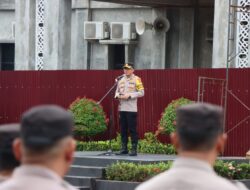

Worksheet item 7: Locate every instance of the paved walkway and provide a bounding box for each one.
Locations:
[74,151,247,162]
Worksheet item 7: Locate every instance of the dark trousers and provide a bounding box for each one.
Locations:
[119,111,138,147]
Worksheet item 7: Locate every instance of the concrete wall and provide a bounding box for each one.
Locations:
[0,0,15,43]
[249,30,250,63]
[212,0,229,68]
[43,0,72,70]
[71,1,215,69]
[195,8,214,68]
[15,0,36,70]
[0,0,15,10]
[71,9,88,69]
[71,1,166,70]
[0,0,15,70]
[0,11,15,43]
[92,8,163,69]
[166,8,194,68]
[0,0,217,70]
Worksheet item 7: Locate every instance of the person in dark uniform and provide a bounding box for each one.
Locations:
[0,105,77,190]
[136,103,248,190]
[0,124,20,182]
[115,63,144,156]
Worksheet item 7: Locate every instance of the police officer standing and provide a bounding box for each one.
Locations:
[115,63,144,156]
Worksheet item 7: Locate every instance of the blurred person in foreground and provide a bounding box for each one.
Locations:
[136,103,248,190]
[0,105,77,190]
[0,124,20,182]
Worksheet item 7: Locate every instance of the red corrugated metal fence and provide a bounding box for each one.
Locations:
[0,69,249,156]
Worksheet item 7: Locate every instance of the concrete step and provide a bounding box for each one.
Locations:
[73,152,249,167]
[73,151,176,167]
[73,156,116,167]
[72,151,249,170]
[65,175,98,187]
[76,186,91,190]
[67,165,105,177]
[94,179,140,190]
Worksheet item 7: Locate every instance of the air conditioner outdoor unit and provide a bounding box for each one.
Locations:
[84,21,109,40]
[111,22,137,40]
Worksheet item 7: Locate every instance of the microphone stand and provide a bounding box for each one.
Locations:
[97,81,118,105]
[97,79,119,156]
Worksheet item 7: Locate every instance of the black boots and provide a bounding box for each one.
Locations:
[116,144,137,156]
[129,144,137,156]
[116,144,128,155]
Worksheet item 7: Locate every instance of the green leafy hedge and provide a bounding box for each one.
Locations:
[105,162,172,182]
[105,161,250,182]
[214,160,250,180]
[76,132,176,155]
[69,97,108,137]
[158,97,193,134]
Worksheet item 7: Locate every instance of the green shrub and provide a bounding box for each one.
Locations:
[236,163,250,179]
[76,132,176,155]
[69,97,108,137]
[214,160,250,180]
[158,97,193,134]
[105,162,172,182]
[214,160,236,179]
[76,139,120,151]
[138,132,176,154]
[105,161,250,182]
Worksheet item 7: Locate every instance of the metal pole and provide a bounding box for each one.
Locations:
[224,0,232,132]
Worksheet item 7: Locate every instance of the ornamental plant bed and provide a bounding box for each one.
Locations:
[76,132,176,154]
[105,161,250,182]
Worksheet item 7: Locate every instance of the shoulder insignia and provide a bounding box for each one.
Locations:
[135,76,144,91]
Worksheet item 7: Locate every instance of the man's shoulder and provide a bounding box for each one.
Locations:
[133,75,143,85]
[136,170,170,190]
[133,75,142,80]
[0,178,20,190]
[136,168,245,190]
[0,177,77,190]
[213,175,248,190]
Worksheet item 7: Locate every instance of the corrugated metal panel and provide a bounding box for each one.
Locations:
[0,69,249,156]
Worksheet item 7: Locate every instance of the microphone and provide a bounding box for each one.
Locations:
[115,74,124,82]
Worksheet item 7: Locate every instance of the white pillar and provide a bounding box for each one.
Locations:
[249,30,250,63]
[125,44,135,64]
[71,9,89,69]
[15,0,36,70]
[178,8,194,68]
[248,29,250,64]
[151,8,166,69]
[43,0,72,70]
[90,44,109,69]
[212,0,230,68]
